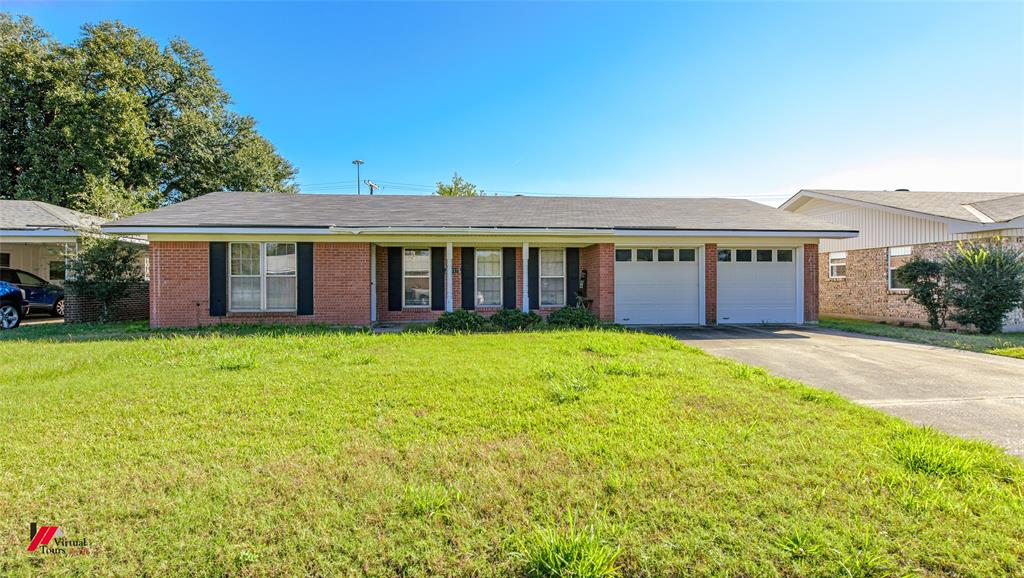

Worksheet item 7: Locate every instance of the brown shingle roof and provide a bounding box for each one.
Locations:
[799,189,1024,223]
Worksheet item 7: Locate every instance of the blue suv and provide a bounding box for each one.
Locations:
[0,280,28,329]
[0,267,65,318]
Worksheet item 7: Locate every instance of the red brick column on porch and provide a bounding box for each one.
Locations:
[803,243,819,323]
[704,243,717,325]
[581,243,615,322]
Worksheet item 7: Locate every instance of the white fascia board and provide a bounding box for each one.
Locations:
[0,228,80,238]
[948,217,1024,234]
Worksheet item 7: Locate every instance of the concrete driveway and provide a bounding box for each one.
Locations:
[655,326,1024,458]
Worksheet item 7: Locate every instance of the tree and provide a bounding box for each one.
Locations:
[941,240,1024,334]
[65,237,145,322]
[894,257,947,330]
[0,14,297,217]
[435,172,481,196]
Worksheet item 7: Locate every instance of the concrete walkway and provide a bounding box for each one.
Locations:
[654,326,1024,458]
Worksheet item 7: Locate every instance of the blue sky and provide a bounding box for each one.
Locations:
[7,1,1023,204]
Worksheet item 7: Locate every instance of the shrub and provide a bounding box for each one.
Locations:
[434,310,487,333]
[547,306,600,328]
[65,237,145,322]
[895,257,947,329]
[490,308,542,331]
[941,240,1024,334]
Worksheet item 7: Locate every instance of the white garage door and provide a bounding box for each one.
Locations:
[615,248,700,325]
[717,248,799,324]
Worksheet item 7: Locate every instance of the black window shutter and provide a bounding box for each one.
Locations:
[566,248,580,307]
[387,247,402,311]
[209,242,227,316]
[297,242,314,315]
[502,247,517,309]
[461,247,475,310]
[431,247,445,311]
[528,247,539,311]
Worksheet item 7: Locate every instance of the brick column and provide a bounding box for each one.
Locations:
[803,243,819,323]
[581,243,615,322]
[704,243,717,325]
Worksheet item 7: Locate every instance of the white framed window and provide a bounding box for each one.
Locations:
[475,249,502,306]
[539,248,566,307]
[888,246,912,290]
[229,242,296,312]
[828,252,847,279]
[403,248,431,307]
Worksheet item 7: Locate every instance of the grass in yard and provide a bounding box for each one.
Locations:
[820,316,1024,359]
[1,323,1022,576]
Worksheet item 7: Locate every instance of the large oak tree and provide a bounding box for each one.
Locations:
[0,14,297,217]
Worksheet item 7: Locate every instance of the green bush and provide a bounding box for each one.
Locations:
[942,240,1024,334]
[895,257,947,330]
[434,310,487,333]
[490,308,543,331]
[547,306,600,328]
[65,237,145,322]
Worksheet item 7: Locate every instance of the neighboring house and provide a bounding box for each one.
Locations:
[782,189,1024,332]
[0,200,107,285]
[102,191,854,329]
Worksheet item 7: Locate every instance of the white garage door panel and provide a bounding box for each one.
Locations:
[615,261,700,325]
[718,260,798,324]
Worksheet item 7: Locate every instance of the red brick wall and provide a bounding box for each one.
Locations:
[149,241,370,328]
[704,243,717,324]
[581,243,614,321]
[803,243,819,323]
[66,282,149,323]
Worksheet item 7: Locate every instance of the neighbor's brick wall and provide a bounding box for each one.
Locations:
[818,239,1024,331]
[803,244,819,323]
[65,282,149,323]
[149,241,371,328]
[581,243,614,322]
[704,243,717,324]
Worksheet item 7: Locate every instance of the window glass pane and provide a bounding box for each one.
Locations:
[266,276,296,309]
[615,249,632,262]
[657,249,674,262]
[717,249,732,262]
[541,277,564,306]
[776,249,793,262]
[889,253,911,269]
[230,277,261,309]
[476,249,501,277]
[540,249,564,275]
[890,269,909,290]
[476,277,501,306]
[0,253,9,267]
[832,264,847,277]
[678,249,695,262]
[756,249,772,262]
[404,249,430,276]
[890,246,912,257]
[49,261,66,281]
[0,269,15,283]
[736,249,752,262]
[636,249,653,262]
[265,243,296,275]
[16,271,46,286]
[231,243,260,275]
[404,276,430,306]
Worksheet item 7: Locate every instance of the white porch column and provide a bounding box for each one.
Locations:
[445,242,454,312]
[522,242,530,312]
[370,244,377,323]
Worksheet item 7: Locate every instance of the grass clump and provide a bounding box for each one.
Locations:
[516,515,621,578]
[401,483,456,519]
[887,426,982,479]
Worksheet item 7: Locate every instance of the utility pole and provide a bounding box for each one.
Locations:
[351,159,364,195]
[364,180,380,195]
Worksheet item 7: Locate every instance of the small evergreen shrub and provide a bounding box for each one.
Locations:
[547,306,600,328]
[895,257,947,329]
[434,310,487,333]
[490,308,542,331]
[942,240,1024,334]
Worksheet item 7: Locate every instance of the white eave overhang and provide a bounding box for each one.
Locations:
[0,228,80,238]
[102,225,858,239]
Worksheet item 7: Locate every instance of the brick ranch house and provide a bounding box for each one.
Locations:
[782,189,1024,332]
[102,192,856,329]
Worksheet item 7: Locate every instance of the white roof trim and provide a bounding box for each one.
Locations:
[0,228,81,238]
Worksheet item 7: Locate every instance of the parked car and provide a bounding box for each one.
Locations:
[0,267,65,317]
[0,280,28,329]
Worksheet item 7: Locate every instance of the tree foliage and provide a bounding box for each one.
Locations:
[0,14,297,217]
[435,172,481,196]
[65,237,146,322]
[894,257,947,330]
[941,240,1024,334]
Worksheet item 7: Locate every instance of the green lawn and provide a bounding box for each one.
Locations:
[1,323,1022,577]
[820,317,1024,360]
